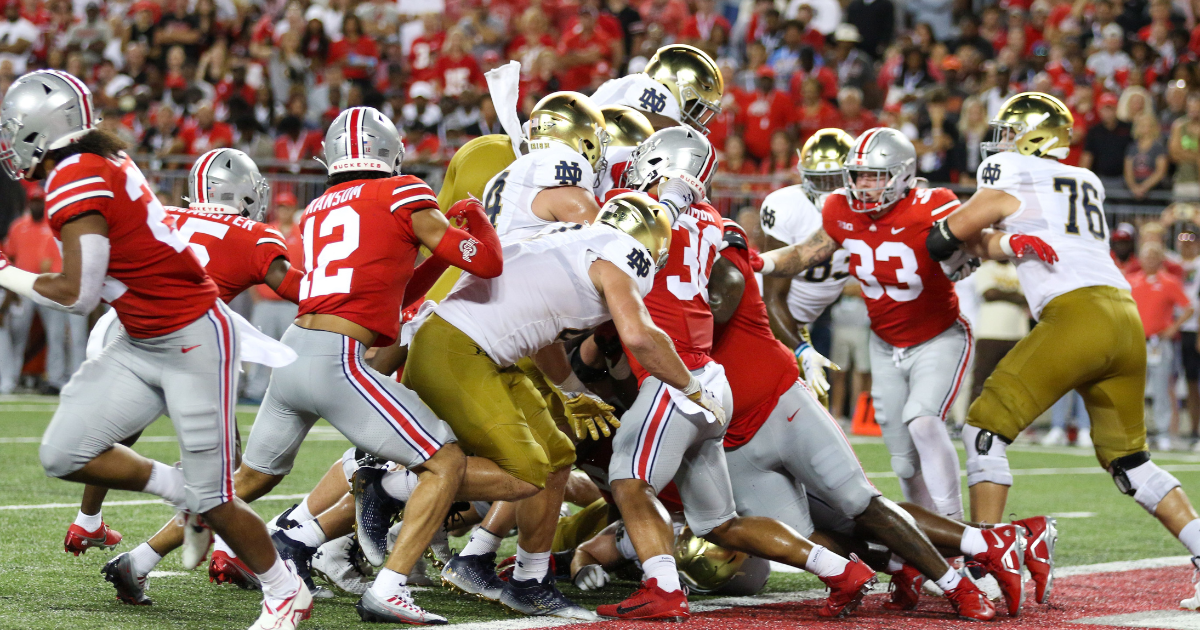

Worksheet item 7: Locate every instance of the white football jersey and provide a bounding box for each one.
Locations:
[482,143,596,243]
[759,185,851,324]
[594,144,637,199]
[436,223,656,366]
[978,151,1130,319]
[591,74,682,124]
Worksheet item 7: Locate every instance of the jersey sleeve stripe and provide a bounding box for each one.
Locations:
[257,237,287,247]
[931,200,961,216]
[390,194,438,211]
[47,190,114,217]
[45,176,106,202]
[392,183,429,196]
[264,228,285,239]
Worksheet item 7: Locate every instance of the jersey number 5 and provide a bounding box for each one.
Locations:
[175,218,230,268]
[842,239,924,302]
[300,206,360,300]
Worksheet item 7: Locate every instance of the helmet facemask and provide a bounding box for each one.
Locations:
[679,86,720,133]
[801,167,844,201]
[844,164,906,213]
[980,121,1021,159]
[0,118,33,180]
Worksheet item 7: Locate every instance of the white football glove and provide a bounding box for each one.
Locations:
[573,564,610,591]
[683,375,726,425]
[939,249,981,282]
[795,342,837,400]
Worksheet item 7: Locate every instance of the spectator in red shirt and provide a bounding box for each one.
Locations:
[760,129,800,183]
[507,8,555,72]
[408,13,445,83]
[680,0,731,47]
[328,14,379,83]
[215,62,257,107]
[178,101,233,155]
[836,86,877,137]
[714,135,760,216]
[273,114,323,173]
[638,0,689,37]
[738,66,792,161]
[557,7,613,92]
[793,77,841,145]
[787,46,838,100]
[433,29,485,98]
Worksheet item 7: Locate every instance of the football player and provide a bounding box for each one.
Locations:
[757,129,1029,613]
[594,105,654,199]
[760,128,854,403]
[591,44,723,134]
[0,70,311,629]
[599,128,875,622]
[927,91,1200,608]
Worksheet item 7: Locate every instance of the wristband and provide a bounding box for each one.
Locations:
[999,234,1015,257]
[758,256,775,275]
[555,371,590,397]
[0,264,38,300]
[794,342,811,359]
[681,374,702,398]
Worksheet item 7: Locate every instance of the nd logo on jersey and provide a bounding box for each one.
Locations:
[981,163,1002,185]
[638,88,669,114]
[626,248,652,278]
[555,160,584,186]
[762,207,777,229]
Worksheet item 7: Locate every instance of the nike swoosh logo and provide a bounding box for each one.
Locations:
[616,602,651,615]
[891,227,905,234]
[787,409,800,422]
[993,539,1005,549]
[182,345,201,353]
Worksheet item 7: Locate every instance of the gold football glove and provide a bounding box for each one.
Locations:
[565,394,621,440]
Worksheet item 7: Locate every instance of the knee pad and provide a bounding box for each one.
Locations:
[962,424,1013,487]
[891,455,917,480]
[1111,452,1181,514]
[39,443,81,478]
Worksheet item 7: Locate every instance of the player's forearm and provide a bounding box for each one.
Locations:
[625,324,691,390]
[760,230,837,277]
[763,279,804,349]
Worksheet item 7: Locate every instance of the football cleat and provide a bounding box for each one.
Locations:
[426,523,454,570]
[973,524,1026,616]
[356,588,448,625]
[248,579,313,630]
[210,550,262,590]
[103,552,152,605]
[352,467,405,568]
[944,578,997,621]
[817,554,877,618]
[267,504,303,536]
[1182,557,1200,610]
[1014,515,1057,604]
[883,563,923,611]
[499,575,597,620]
[597,578,689,621]
[441,552,507,602]
[181,513,214,570]
[65,521,122,555]
[312,535,373,596]
[272,530,320,594]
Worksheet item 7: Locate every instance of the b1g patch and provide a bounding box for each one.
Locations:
[981,162,1002,185]
[626,248,651,278]
[638,88,669,114]
[555,160,584,186]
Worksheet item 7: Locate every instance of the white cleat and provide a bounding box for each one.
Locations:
[356,587,448,625]
[249,580,314,630]
[312,535,373,596]
[1040,427,1067,447]
[181,513,214,570]
[1075,431,1093,448]
[1183,558,1200,610]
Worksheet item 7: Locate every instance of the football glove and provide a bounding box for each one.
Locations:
[1001,234,1058,264]
[939,249,981,282]
[683,376,726,425]
[573,564,610,591]
[446,196,487,231]
[795,334,838,402]
[565,393,621,441]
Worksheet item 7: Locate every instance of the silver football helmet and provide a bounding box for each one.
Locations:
[322,106,404,175]
[186,148,271,221]
[621,126,717,193]
[842,127,917,213]
[0,70,98,180]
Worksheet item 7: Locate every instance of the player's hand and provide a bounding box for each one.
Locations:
[795,342,838,400]
[1004,234,1058,265]
[565,393,621,441]
[747,248,765,272]
[685,387,726,425]
[574,564,610,591]
[446,197,486,230]
[939,249,981,282]
[661,170,706,202]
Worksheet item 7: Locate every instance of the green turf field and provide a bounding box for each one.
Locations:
[0,397,1196,629]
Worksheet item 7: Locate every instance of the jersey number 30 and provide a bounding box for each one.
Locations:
[299,207,360,299]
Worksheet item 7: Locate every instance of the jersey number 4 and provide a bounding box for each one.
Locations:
[1053,177,1106,240]
[841,239,923,302]
[299,206,359,299]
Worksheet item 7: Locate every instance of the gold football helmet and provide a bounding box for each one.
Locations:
[601,105,654,148]
[598,191,672,270]
[674,526,748,594]
[528,91,611,170]
[644,44,724,133]
[799,128,854,201]
[981,91,1074,160]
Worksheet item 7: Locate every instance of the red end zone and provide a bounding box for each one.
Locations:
[581,564,1197,629]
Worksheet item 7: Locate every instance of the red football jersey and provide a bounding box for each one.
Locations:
[626,202,724,384]
[45,153,218,338]
[712,247,799,448]
[822,187,962,348]
[295,175,439,347]
[168,208,290,304]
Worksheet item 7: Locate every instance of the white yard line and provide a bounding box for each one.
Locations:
[0,493,309,511]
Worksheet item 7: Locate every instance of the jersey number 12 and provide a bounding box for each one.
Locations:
[300,206,360,300]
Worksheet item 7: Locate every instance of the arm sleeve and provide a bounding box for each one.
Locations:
[275,265,303,304]
[402,257,451,311]
[431,205,503,277]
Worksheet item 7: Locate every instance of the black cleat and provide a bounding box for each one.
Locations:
[351,467,404,567]
[103,552,152,605]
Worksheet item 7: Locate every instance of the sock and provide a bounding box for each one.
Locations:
[213,535,235,557]
[142,461,185,507]
[291,497,316,524]
[935,567,963,591]
[257,556,299,602]
[885,554,904,574]
[381,469,421,503]
[74,509,102,531]
[512,546,551,582]
[1180,519,1200,556]
[804,545,851,578]
[368,568,408,598]
[289,520,327,549]
[960,526,988,557]
[642,554,681,592]
[909,416,965,520]
[128,543,163,577]
[461,528,502,557]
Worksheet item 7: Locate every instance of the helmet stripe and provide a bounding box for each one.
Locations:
[195,149,221,203]
[698,143,717,184]
[348,108,362,159]
[43,70,94,130]
[855,128,880,160]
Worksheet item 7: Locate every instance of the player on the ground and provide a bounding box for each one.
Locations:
[591,44,723,133]
[711,219,1001,620]
[599,127,876,622]
[95,147,307,595]
[0,70,312,630]
[928,91,1200,609]
[594,105,654,199]
[757,128,1015,606]
[760,128,853,403]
